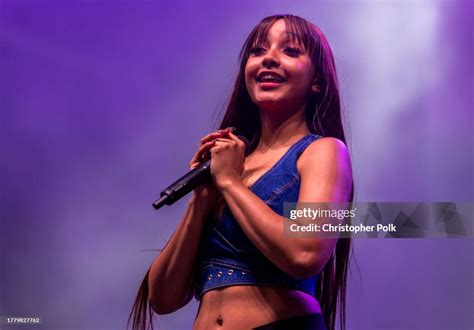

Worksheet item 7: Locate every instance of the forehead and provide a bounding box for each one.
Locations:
[252,19,304,45]
[267,19,289,39]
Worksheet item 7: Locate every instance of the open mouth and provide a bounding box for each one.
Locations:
[256,71,286,84]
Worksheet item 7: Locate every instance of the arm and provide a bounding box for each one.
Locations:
[147,193,209,314]
[148,130,232,314]
[211,134,353,279]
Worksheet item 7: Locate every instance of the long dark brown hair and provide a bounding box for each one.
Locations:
[128,14,353,330]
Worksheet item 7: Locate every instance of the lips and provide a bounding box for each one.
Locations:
[256,71,286,83]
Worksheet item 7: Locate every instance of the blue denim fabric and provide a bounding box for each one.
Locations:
[195,133,323,300]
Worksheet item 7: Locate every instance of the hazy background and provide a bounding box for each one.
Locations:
[1,0,473,329]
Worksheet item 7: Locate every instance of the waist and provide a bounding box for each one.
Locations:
[201,284,321,312]
[195,285,321,329]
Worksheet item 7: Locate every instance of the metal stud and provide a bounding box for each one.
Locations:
[228,269,234,275]
[208,274,213,280]
[217,271,222,277]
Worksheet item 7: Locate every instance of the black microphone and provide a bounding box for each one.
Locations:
[152,135,250,210]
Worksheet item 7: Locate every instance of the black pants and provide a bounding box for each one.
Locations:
[253,313,326,330]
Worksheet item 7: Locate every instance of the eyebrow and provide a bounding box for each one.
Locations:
[254,32,303,45]
[286,32,301,38]
[285,31,304,43]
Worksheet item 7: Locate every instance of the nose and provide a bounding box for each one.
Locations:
[262,48,280,68]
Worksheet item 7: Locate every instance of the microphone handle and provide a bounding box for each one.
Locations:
[152,160,211,209]
[152,135,249,210]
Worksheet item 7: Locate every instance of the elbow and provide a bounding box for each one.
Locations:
[148,295,180,315]
[148,289,194,315]
[286,252,325,279]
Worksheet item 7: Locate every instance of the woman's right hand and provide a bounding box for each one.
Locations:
[188,128,234,212]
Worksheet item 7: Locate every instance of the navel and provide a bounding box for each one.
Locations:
[216,314,224,326]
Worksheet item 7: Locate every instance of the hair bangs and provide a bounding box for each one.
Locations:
[239,15,320,65]
[282,15,315,53]
[239,16,277,62]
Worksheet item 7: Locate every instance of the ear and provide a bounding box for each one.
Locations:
[311,80,320,94]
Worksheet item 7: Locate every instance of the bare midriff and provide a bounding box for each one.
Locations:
[193,285,321,330]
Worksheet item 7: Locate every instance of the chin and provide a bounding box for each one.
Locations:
[255,101,285,112]
[254,95,284,105]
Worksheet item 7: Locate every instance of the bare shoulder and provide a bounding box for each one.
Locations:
[297,136,352,202]
[299,136,350,165]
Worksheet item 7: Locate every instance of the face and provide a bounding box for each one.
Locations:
[244,19,318,113]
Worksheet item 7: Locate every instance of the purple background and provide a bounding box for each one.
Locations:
[1,1,472,329]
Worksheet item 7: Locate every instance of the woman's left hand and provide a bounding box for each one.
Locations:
[209,132,246,189]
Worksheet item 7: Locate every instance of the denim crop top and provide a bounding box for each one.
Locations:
[194,133,323,300]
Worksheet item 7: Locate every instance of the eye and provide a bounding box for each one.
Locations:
[284,46,301,57]
[249,47,265,56]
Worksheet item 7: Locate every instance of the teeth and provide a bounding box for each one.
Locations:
[257,73,285,83]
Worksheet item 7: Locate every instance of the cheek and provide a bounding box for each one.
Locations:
[244,62,257,91]
[244,72,252,96]
[296,61,312,75]
[244,60,255,77]
[296,63,315,88]
[244,69,251,86]
[295,62,306,70]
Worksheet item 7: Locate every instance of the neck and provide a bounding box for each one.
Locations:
[257,105,310,151]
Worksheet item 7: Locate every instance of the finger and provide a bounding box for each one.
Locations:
[191,141,215,163]
[213,136,242,151]
[200,127,235,143]
[226,132,246,146]
[200,129,232,144]
[199,132,224,144]
[210,145,224,155]
[199,140,216,155]
[213,138,237,147]
[198,140,217,155]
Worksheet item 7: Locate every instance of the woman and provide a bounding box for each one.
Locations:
[129,14,353,330]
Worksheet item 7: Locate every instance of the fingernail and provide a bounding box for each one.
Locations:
[226,127,236,132]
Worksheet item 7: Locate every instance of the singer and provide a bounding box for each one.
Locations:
[129,14,353,330]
